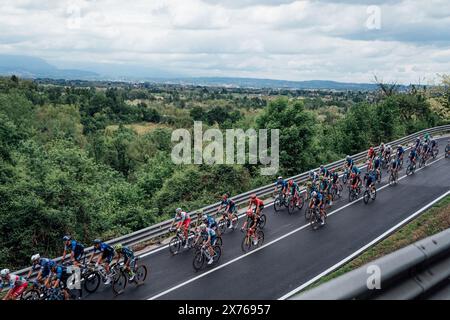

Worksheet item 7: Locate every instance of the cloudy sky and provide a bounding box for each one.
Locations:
[1,0,449,83]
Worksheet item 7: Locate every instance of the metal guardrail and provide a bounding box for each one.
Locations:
[12,124,450,278]
[291,220,450,300]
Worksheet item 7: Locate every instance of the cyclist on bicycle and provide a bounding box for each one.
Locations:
[350,172,361,194]
[1,269,28,300]
[308,170,319,183]
[319,165,329,178]
[49,263,71,300]
[422,142,430,160]
[373,155,381,182]
[383,145,392,162]
[217,193,236,229]
[242,194,264,231]
[379,143,385,157]
[171,208,191,249]
[198,224,217,265]
[89,239,115,284]
[288,179,300,198]
[430,138,437,155]
[364,171,377,195]
[311,191,326,226]
[27,254,56,287]
[202,213,218,233]
[409,147,418,166]
[397,144,405,163]
[113,244,136,281]
[62,235,85,266]
[275,176,288,199]
[367,146,375,161]
[345,155,354,172]
[330,169,340,194]
[389,158,399,179]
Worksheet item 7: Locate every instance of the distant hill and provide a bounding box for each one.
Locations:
[0,54,410,91]
[153,77,382,91]
[0,54,98,80]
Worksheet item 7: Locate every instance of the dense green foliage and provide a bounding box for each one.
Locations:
[0,76,447,269]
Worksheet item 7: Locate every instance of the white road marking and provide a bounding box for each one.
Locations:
[147,156,445,300]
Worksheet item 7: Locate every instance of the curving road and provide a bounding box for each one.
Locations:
[86,139,450,300]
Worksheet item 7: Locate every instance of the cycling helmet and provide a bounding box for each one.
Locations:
[311,191,317,198]
[398,144,402,148]
[175,208,182,214]
[62,235,71,241]
[114,243,123,252]
[202,214,208,221]
[416,137,420,142]
[250,193,256,199]
[381,142,384,146]
[31,254,40,263]
[93,239,101,245]
[320,165,324,169]
[306,181,312,187]
[346,155,350,160]
[200,223,207,231]
[277,176,283,180]
[0,269,10,277]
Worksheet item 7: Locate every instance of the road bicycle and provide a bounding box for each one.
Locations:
[388,168,398,185]
[363,186,377,204]
[82,262,122,294]
[287,191,305,214]
[168,228,196,255]
[348,184,361,202]
[342,168,351,185]
[241,225,264,253]
[309,206,326,230]
[192,244,221,271]
[111,257,148,294]
[330,181,343,200]
[273,190,288,212]
[217,208,239,234]
[406,160,416,175]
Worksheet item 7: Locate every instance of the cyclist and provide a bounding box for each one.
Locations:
[319,165,329,178]
[27,254,56,287]
[409,146,418,166]
[311,191,326,226]
[275,176,288,199]
[319,176,332,206]
[217,193,236,229]
[379,143,385,157]
[49,263,71,300]
[88,239,115,284]
[384,145,392,163]
[424,132,431,144]
[113,244,136,281]
[422,142,430,160]
[351,164,362,177]
[288,179,300,198]
[330,169,340,195]
[350,172,361,195]
[242,194,264,231]
[1,269,28,300]
[171,208,191,249]
[202,213,218,233]
[364,171,377,195]
[345,155,354,172]
[373,155,382,182]
[198,224,217,265]
[389,158,399,181]
[430,138,437,156]
[308,170,319,183]
[62,235,85,266]
[367,146,375,161]
[397,144,405,164]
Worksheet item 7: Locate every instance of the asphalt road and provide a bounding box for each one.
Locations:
[86,140,450,300]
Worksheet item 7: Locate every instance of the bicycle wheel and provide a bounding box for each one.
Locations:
[212,245,222,264]
[258,214,267,229]
[134,265,148,285]
[363,190,370,204]
[288,198,296,214]
[230,213,239,230]
[169,236,181,255]
[310,209,320,230]
[83,270,101,293]
[273,196,282,212]
[389,173,394,185]
[256,230,265,247]
[192,251,204,271]
[297,195,305,210]
[406,165,412,176]
[112,271,127,295]
[241,235,252,253]
[342,173,348,185]
[218,218,227,234]
[305,206,312,221]
[214,236,223,247]
[22,289,41,300]
[371,189,377,201]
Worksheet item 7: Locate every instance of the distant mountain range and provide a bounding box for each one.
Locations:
[0,54,402,91]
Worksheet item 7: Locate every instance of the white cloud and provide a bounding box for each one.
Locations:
[0,0,449,83]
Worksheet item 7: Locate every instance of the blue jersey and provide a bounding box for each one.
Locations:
[220,198,235,208]
[352,166,361,175]
[410,149,417,159]
[201,228,216,240]
[94,243,115,256]
[65,240,84,253]
[397,147,404,155]
[205,216,217,228]
[276,180,288,189]
[346,158,354,166]
[32,258,56,272]
[54,265,68,281]
[120,246,134,259]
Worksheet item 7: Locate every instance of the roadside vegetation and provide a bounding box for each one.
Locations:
[0,75,449,269]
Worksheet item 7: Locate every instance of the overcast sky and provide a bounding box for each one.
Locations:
[1,0,449,83]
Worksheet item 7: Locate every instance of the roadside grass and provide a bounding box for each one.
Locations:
[301,194,450,293]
